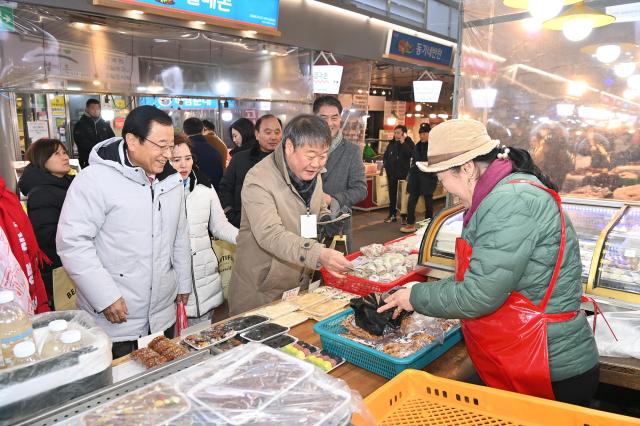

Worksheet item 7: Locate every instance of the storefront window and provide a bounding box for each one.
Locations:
[458,1,640,201]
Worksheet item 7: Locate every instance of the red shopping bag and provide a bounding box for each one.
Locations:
[175,301,188,337]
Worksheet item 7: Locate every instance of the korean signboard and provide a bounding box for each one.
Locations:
[385,30,453,70]
[94,0,280,33]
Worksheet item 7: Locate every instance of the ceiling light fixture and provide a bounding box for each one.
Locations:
[193,20,206,25]
[628,74,640,90]
[595,44,621,63]
[415,104,423,111]
[567,81,588,97]
[614,62,636,78]
[132,10,144,16]
[543,2,615,42]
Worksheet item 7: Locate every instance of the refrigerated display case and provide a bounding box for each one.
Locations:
[562,198,622,285]
[419,204,464,272]
[588,205,640,306]
[418,198,640,309]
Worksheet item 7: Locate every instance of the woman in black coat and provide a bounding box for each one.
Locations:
[18,139,74,309]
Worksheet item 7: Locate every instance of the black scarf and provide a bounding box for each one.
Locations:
[287,167,317,208]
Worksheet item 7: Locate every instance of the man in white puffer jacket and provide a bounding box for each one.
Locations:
[57,106,191,358]
[172,136,237,323]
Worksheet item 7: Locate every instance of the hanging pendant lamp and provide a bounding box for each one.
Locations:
[543,2,615,41]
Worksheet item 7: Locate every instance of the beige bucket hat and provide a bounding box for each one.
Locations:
[416,119,500,173]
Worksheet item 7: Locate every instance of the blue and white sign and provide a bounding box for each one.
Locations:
[138,97,236,109]
[97,0,279,30]
[386,30,453,68]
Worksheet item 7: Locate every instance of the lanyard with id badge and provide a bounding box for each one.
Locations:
[300,207,317,239]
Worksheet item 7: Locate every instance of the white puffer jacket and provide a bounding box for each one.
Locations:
[184,171,238,318]
[56,138,191,341]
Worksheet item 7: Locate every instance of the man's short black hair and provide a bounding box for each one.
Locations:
[122,105,172,142]
[395,125,408,133]
[284,114,331,149]
[183,117,204,136]
[86,98,100,108]
[202,119,215,132]
[255,114,283,132]
[312,96,343,115]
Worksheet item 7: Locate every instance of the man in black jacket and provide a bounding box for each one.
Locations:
[72,99,115,168]
[401,123,437,233]
[382,125,414,224]
[183,117,224,190]
[218,114,282,227]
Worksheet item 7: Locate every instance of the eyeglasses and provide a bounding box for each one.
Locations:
[141,136,174,152]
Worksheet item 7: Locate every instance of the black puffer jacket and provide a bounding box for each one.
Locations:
[383,137,414,179]
[73,114,115,168]
[18,165,74,304]
[218,143,270,227]
[407,141,437,194]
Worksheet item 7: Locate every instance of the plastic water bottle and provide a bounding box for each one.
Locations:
[40,320,69,358]
[0,290,35,368]
[59,330,83,353]
[12,340,38,366]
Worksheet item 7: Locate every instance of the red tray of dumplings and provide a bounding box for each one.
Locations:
[320,235,422,296]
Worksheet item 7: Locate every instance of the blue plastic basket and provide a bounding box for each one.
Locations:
[313,308,463,379]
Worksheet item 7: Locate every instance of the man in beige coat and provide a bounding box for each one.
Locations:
[228,114,353,315]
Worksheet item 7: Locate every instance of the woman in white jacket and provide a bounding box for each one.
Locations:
[172,135,238,324]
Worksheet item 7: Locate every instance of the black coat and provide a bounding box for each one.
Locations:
[383,137,414,179]
[72,114,115,168]
[218,143,270,227]
[18,165,74,303]
[407,141,438,195]
[190,134,224,191]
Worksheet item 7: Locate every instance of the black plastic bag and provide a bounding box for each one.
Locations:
[349,289,411,336]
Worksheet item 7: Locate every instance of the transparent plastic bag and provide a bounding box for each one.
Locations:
[1,310,112,425]
[360,243,386,258]
[61,343,371,425]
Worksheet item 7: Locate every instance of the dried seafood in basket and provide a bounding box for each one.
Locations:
[340,313,459,358]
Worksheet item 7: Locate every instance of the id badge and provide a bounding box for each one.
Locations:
[300,214,318,238]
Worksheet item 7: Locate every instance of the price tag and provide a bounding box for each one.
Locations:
[624,249,636,258]
[137,331,163,349]
[308,280,321,292]
[282,287,301,301]
[300,214,318,238]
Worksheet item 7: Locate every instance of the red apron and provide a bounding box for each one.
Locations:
[457,180,576,400]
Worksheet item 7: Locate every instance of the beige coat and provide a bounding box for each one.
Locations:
[228,143,327,315]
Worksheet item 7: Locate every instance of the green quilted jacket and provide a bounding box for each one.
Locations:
[410,172,598,381]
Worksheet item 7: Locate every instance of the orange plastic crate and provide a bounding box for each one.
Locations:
[357,369,640,426]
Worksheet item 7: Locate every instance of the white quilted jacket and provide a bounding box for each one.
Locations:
[184,176,238,318]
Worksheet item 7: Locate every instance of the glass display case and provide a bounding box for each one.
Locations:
[561,198,622,284]
[419,205,464,271]
[419,198,640,308]
[590,206,640,303]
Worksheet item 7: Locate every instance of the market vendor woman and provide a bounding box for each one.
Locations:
[379,119,599,405]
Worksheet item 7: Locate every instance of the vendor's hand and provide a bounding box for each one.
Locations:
[377,288,414,319]
[319,248,353,277]
[175,293,189,304]
[103,297,128,324]
[323,193,332,205]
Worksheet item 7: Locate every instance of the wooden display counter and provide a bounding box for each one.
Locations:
[112,316,473,399]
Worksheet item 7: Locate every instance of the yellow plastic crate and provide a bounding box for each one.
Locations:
[358,369,640,426]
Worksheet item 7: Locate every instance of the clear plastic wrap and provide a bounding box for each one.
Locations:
[340,312,460,359]
[0,310,112,425]
[61,343,372,425]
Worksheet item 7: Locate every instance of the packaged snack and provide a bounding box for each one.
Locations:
[272,311,308,328]
[262,334,296,349]
[240,323,289,343]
